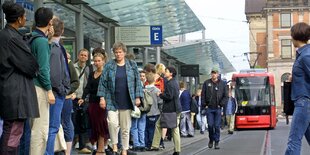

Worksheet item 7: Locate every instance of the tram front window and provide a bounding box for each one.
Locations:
[235,77,271,115]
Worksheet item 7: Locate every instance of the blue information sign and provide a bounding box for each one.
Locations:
[150,26,163,45]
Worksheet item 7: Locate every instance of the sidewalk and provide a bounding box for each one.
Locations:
[72,128,229,155]
[136,128,228,155]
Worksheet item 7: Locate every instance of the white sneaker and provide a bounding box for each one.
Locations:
[74,142,79,149]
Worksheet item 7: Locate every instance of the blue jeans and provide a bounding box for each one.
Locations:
[61,99,74,142]
[45,95,65,155]
[19,119,31,155]
[130,113,146,147]
[145,115,159,148]
[285,97,310,155]
[206,108,221,142]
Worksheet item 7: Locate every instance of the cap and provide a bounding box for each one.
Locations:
[211,68,219,74]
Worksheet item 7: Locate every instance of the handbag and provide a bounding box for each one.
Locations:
[160,112,177,128]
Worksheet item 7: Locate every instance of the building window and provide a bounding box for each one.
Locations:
[281,39,292,58]
[281,13,291,28]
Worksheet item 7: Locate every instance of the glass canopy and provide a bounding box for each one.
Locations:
[85,0,205,38]
[163,39,236,75]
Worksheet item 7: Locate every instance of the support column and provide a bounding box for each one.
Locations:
[75,5,84,54]
[143,48,148,66]
[202,30,205,40]
[156,46,160,64]
[33,0,43,11]
[1,0,4,30]
[104,23,112,58]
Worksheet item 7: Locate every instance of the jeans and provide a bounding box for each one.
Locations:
[130,113,146,147]
[61,99,74,142]
[180,112,194,136]
[196,111,207,132]
[19,120,31,155]
[285,97,310,155]
[145,115,159,148]
[45,95,65,155]
[206,108,221,142]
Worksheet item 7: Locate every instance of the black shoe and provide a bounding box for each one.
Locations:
[228,130,234,134]
[187,134,194,138]
[111,151,119,155]
[200,130,204,134]
[140,147,146,152]
[208,141,213,148]
[127,149,137,155]
[159,143,165,149]
[146,147,159,151]
[173,152,180,155]
[214,142,220,149]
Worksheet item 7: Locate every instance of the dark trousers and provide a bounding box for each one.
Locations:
[206,108,221,142]
[18,119,30,155]
[0,119,24,155]
[145,115,159,148]
[72,99,88,149]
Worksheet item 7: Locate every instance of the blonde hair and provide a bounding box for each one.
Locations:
[179,81,186,89]
[155,63,165,74]
[93,53,107,62]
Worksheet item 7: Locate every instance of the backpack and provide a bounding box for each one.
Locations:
[23,33,44,48]
[190,98,199,114]
[139,88,155,112]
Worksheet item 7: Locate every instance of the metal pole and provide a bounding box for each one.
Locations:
[156,46,160,64]
[76,5,84,54]
[104,24,111,59]
[34,0,43,11]
[143,48,148,66]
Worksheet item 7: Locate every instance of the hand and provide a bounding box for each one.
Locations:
[135,98,141,107]
[78,99,84,106]
[205,105,208,109]
[156,92,161,97]
[71,93,76,100]
[47,90,55,104]
[99,98,106,109]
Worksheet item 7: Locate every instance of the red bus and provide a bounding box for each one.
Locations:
[232,69,277,129]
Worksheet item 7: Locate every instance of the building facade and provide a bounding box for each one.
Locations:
[245,0,310,112]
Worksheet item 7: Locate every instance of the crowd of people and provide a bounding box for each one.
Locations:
[2,1,309,155]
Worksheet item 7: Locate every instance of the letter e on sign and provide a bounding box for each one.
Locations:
[150,26,162,46]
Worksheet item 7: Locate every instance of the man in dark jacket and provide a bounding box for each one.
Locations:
[201,69,228,150]
[46,17,71,154]
[151,67,182,155]
[0,1,39,154]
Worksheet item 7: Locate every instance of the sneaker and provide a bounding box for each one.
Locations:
[208,141,213,148]
[214,142,220,149]
[200,130,205,134]
[74,142,79,149]
[79,148,92,154]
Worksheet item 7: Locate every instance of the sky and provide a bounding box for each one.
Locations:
[184,0,250,72]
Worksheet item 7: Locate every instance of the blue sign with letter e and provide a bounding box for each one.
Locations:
[150,26,163,46]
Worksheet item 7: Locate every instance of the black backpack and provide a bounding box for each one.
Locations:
[23,33,44,48]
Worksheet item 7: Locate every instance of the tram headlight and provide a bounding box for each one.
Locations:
[262,109,267,114]
[239,109,244,114]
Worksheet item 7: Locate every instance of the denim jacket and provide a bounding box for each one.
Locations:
[291,44,310,101]
[97,59,143,111]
